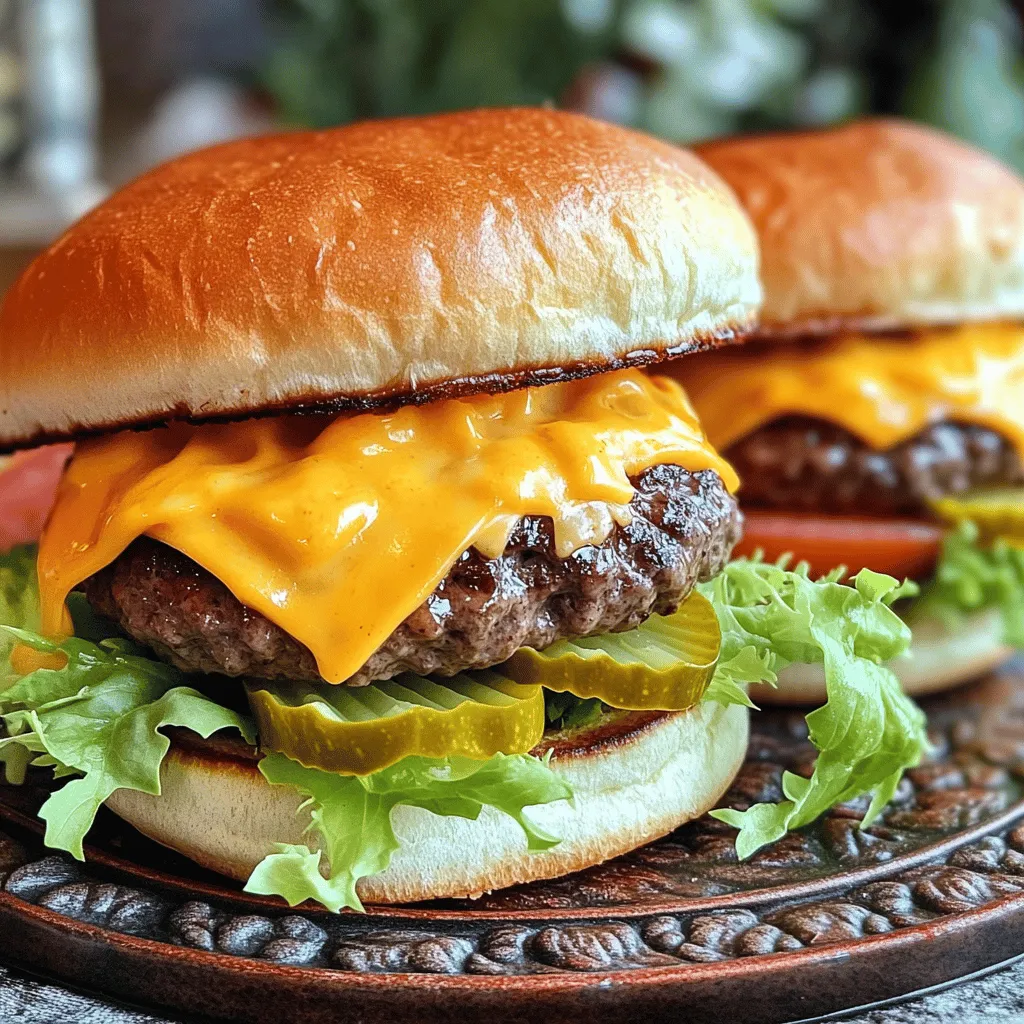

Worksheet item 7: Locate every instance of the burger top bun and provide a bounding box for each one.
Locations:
[0,108,760,451]
[695,118,1024,339]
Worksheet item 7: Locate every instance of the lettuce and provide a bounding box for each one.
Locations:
[0,545,39,671]
[0,547,254,857]
[0,547,570,910]
[246,750,571,912]
[918,521,1024,647]
[543,690,604,730]
[698,559,928,859]
[0,545,929,910]
[0,626,255,859]
[701,645,767,709]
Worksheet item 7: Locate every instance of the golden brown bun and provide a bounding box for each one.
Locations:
[106,701,747,905]
[695,119,1024,338]
[0,108,760,451]
[753,610,1012,705]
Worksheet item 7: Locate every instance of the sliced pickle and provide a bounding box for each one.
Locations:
[931,488,1024,545]
[501,590,721,711]
[247,670,545,775]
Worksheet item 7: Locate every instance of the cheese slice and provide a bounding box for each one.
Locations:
[38,370,736,685]
[668,323,1024,455]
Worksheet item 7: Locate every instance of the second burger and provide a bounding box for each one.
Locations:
[671,118,1024,702]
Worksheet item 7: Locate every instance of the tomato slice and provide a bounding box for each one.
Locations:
[733,510,944,581]
[0,443,73,551]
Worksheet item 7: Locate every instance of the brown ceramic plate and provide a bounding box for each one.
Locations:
[2,664,1024,1024]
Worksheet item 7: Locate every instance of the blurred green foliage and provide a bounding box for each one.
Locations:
[620,0,874,141]
[905,0,1024,170]
[265,0,618,126]
[264,0,1024,169]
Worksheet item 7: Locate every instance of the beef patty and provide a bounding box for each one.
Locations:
[81,464,741,686]
[727,418,1024,517]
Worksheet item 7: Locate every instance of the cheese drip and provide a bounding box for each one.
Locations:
[669,324,1024,454]
[38,370,736,684]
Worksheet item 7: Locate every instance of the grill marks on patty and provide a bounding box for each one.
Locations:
[80,465,741,687]
[727,418,1024,517]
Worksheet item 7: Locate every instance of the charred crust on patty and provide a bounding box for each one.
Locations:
[81,465,741,686]
[727,417,1024,517]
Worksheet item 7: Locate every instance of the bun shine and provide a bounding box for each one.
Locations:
[696,118,1024,338]
[0,108,760,451]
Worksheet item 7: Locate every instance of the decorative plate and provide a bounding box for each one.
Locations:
[3,664,1024,1024]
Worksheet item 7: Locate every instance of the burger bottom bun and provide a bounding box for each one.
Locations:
[106,700,748,905]
[753,609,1012,706]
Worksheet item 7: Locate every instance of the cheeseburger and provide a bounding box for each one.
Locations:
[0,110,926,910]
[670,119,1024,702]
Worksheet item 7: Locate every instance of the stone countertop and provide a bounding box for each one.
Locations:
[2,960,1023,1023]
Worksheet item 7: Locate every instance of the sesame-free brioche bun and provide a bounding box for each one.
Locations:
[754,610,1012,705]
[105,700,747,905]
[0,108,760,452]
[694,118,1024,338]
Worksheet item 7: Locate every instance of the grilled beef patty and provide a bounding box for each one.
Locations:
[81,464,741,686]
[727,418,1024,517]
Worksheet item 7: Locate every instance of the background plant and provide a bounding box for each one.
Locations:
[264,0,1024,168]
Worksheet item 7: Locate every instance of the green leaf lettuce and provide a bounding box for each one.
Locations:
[0,544,39,672]
[246,750,572,912]
[0,626,255,858]
[918,521,1024,647]
[698,559,928,859]
[0,544,930,910]
[0,551,255,861]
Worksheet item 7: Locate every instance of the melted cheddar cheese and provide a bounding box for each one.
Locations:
[668,324,1024,455]
[38,370,736,684]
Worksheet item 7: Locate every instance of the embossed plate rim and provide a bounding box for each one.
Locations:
[2,883,1024,1024]
[3,795,1022,922]
[3,883,1024,988]
[3,666,1024,1022]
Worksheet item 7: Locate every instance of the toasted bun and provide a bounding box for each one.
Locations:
[695,119,1024,338]
[753,609,1012,705]
[0,108,760,452]
[106,701,747,904]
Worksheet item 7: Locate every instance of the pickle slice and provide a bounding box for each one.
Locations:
[247,671,545,776]
[501,590,721,710]
[931,488,1024,545]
